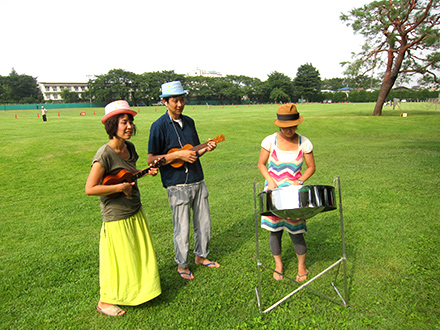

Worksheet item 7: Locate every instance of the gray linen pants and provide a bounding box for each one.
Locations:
[166,181,211,268]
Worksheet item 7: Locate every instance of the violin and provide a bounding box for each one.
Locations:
[102,157,165,198]
[167,134,225,168]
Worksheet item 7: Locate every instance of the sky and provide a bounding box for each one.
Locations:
[0,0,371,83]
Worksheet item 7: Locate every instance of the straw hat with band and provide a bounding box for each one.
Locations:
[274,103,304,128]
[101,100,137,124]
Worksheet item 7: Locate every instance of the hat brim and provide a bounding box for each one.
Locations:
[274,116,304,127]
[160,90,188,98]
[101,109,138,124]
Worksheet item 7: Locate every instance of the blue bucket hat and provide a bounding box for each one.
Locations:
[160,81,188,98]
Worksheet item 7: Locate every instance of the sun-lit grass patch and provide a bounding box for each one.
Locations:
[1,102,439,329]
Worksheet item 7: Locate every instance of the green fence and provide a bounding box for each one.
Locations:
[1,103,106,111]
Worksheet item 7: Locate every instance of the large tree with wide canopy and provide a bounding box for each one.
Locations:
[341,0,440,115]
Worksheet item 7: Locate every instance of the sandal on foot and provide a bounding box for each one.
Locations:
[296,270,309,282]
[197,260,219,268]
[97,305,125,316]
[273,272,284,281]
[178,270,194,280]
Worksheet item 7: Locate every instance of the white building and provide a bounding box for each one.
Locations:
[38,82,88,101]
[190,67,222,78]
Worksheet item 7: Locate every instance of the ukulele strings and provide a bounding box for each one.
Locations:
[170,118,189,175]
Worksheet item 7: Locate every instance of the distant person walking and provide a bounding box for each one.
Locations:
[41,106,47,121]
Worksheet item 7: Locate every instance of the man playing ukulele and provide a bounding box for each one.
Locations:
[147,81,220,280]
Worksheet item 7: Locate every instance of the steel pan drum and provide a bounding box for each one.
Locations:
[259,185,336,219]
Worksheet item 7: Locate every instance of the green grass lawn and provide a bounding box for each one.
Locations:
[0,102,439,329]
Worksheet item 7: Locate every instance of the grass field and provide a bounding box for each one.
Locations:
[1,102,439,329]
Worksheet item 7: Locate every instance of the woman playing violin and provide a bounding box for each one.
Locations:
[85,100,161,316]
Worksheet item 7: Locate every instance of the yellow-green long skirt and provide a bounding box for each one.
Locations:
[99,207,161,306]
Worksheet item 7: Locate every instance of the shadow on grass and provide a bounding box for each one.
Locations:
[134,213,257,315]
[305,209,357,306]
[252,208,358,310]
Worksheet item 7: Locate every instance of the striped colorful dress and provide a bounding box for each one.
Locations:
[261,133,313,234]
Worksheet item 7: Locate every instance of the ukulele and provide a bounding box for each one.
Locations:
[167,134,225,168]
[102,157,166,198]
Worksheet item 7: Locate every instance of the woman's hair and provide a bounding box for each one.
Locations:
[105,113,136,139]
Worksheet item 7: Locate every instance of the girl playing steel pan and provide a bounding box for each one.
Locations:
[258,103,316,282]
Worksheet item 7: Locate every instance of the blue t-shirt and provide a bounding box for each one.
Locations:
[148,111,204,188]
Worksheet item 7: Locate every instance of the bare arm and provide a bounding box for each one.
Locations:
[196,139,217,157]
[85,161,134,197]
[258,147,277,190]
[147,150,197,166]
[147,139,217,166]
[297,151,316,184]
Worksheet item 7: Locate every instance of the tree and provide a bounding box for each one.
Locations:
[341,0,440,115]
[87,69,140,103]
[263,71,294,103]
[322,78,347,91]
[60,88,80,103]
[270,88,289,103]
[0,69,43,104]
[186,76,217,103]
[293,63,321,102]
[144,70,185,104]
[214,78,242,104]
[224,75,261,103]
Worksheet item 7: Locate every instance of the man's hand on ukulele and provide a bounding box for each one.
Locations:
[199,139,217,155]
[206,139,217,151]
[179,150,198,164]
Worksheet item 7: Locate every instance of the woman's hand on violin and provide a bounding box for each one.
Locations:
[120,181,135,197]
[147,167,158,176]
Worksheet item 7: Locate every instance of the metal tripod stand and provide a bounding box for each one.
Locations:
[254,176,348,313]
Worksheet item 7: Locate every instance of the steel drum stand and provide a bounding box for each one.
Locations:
[254,176,348,313]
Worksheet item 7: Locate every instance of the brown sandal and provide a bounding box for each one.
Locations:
[296,270,309,282]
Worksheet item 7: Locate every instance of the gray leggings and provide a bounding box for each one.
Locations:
[269,231,307,256]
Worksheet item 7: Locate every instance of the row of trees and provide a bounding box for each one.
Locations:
[85,65,384,105]
[323,88,439,104]
[87,68,438,105]
[1,66,437,106]
[0,69,43,104]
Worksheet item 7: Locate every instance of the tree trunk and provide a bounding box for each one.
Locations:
[373,49,407,116]
[373,78,396,116]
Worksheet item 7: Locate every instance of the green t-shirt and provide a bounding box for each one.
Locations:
[92,141,142,222]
